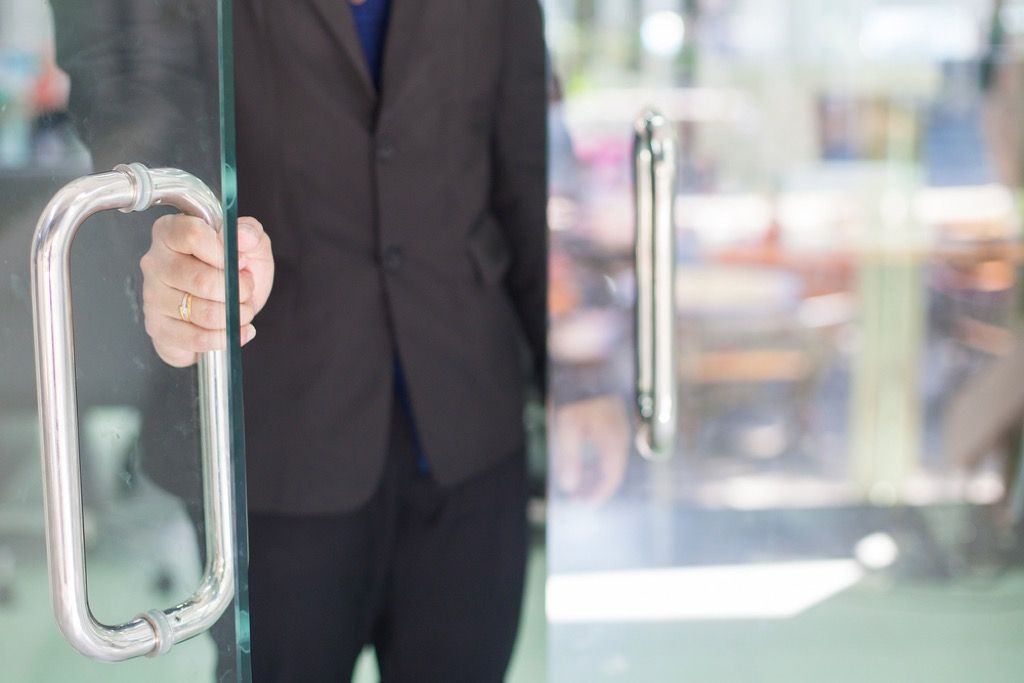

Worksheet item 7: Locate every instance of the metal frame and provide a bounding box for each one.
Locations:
[30,163,236,661]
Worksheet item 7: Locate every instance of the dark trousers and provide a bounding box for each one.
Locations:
[244,405,529,682]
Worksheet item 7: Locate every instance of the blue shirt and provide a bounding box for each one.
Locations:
[350,0,391,88]
[393,357,430,473]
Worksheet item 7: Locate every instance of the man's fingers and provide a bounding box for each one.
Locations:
[154,215,225,269]
[237,216,266,253]
[236,215,274,314]
[555,408,585,493]
[141,215,268,369]
[152,339,199,369]
[238,270,256,303]
[146,251,255,305]
[586,397,631,503]
[587,436,630,504]
[143,314,228,355]
[143,286,256,331]
[148,250,228,303]
[241,324,257,346]
[149,319,257,367]
[555,396,632,503]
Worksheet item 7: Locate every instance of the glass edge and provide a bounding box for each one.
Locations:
[217,0,252,680]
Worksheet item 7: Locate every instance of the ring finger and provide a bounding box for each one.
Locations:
[146,286,255,332]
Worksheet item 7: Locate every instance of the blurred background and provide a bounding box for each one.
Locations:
[550,0,1024,509]
[546,0,1024,680]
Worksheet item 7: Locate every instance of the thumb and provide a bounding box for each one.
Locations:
[237,217,264,253]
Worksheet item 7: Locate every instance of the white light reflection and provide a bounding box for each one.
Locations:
[859,6,979,62]
[854,532,899,571]
[547,560,864,623]
[641,11,686,58]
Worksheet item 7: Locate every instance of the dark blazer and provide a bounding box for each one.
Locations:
[54,0,548,514]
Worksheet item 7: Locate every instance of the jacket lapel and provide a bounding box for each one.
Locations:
[307,0,377,101]
[379,0,430,104]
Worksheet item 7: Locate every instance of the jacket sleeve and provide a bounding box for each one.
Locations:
[491,0,549,396]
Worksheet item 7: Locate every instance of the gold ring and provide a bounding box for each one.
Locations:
[178,292,193,324]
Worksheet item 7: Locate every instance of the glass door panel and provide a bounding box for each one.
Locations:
[547,1,1024,680]
[0,1,249,680]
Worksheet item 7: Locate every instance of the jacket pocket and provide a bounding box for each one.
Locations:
[467,214,511,285]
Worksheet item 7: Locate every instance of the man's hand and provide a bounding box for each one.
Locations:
[140,215,274,367]
[554,394,631,504]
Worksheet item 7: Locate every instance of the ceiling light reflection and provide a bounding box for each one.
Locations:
[641,10,686,58]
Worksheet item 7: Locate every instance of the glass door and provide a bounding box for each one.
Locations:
[0,1,250,681]
[547,1,1024,680]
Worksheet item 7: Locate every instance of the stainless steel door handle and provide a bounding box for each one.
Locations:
[30,163,236,661]
[633,111,679,460]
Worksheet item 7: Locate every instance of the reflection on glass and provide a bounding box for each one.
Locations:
[548,0,1024,680]
[0,1,243,680]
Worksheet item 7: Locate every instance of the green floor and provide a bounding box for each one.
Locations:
[6,537,1024,681]
[544,572,1024,681]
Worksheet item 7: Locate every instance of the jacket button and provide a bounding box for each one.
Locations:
[376,138,396,162]
[382,246,404,272]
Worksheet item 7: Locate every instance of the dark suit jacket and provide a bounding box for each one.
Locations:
[54,0,548,514]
